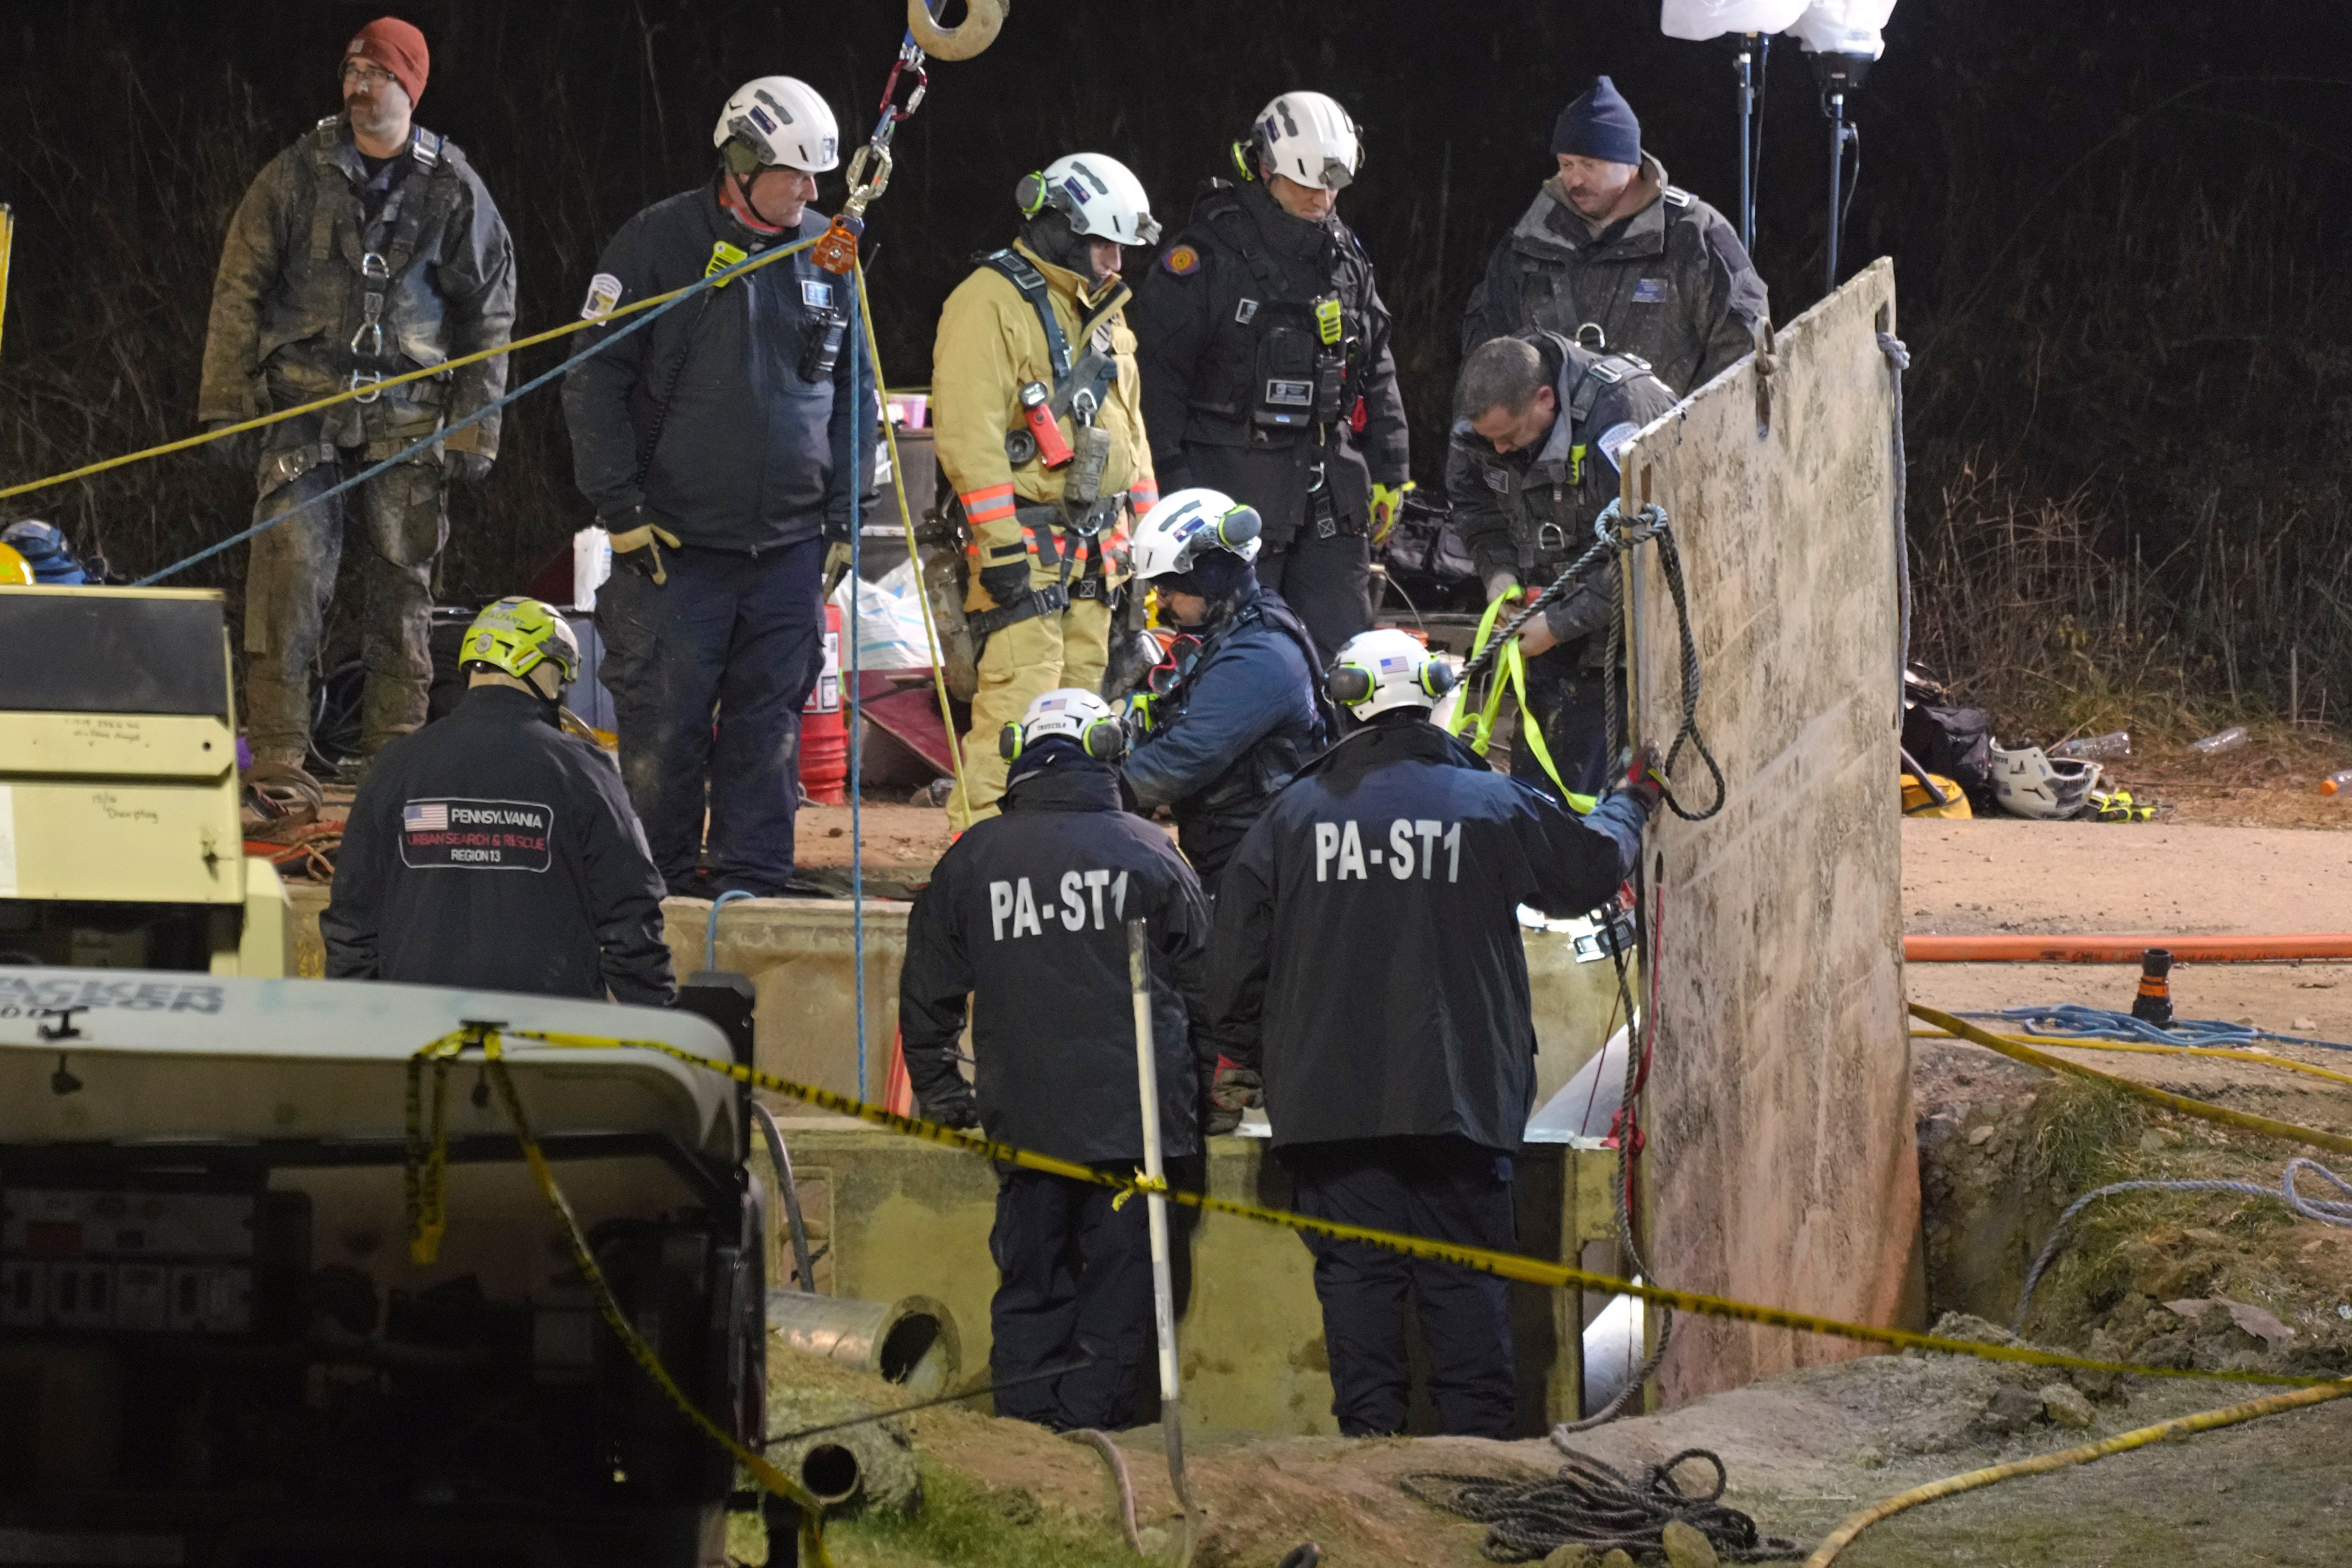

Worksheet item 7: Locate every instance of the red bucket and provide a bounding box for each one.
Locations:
[799,603,847,806]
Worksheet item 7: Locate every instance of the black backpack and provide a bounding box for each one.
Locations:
[1901,670,1993,805]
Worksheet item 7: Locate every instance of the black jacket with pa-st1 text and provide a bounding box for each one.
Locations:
[1207,717,1647,1153]
[898,753,1213,1165]
[321,685,675,1005]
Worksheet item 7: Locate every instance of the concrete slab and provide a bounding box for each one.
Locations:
[1624,258,1923,1403]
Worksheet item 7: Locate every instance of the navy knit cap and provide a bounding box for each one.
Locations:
[1552,76,1642,165]
[1154,547,1255,602]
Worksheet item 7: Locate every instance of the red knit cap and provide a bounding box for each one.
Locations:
[344,17,429,108]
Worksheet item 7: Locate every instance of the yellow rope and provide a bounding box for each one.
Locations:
[851,259,967,808]
[1802,1380,2352,1566]
[0,231,821,502]
[1911,1026,2352,1090]
[1912,1005,2352,1158]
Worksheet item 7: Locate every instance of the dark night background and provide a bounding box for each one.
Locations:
[3,0,2349,736]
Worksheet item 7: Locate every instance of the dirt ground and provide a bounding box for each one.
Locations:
[760,797,2352,1568]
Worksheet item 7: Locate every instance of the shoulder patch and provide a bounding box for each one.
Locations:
[1160,244,1201,277]
[1662,185,1695,209]
[580,272,623,322]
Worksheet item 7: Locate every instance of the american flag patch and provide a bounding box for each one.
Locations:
[403,801,449,832]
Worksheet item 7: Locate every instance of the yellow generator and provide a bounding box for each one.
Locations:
[0,586,292,974]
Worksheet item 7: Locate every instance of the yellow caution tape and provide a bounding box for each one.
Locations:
[1911,1025,2352,1091]
[476,1032,837,1568]
[481,1024,2352,1396]
[402,1030,468,1264]
[1912,1005,2352,1159]
[0,231,821,504]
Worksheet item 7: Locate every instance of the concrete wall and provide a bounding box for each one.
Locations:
[1623,259,1923,1403]
[780,1121,1619,1436]
[291,886,1620,1110]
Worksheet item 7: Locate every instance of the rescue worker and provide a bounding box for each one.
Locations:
[1461,76,1766,398]
[562,77,870,899]
[1,520,89,585]
[199,17,515,778]
[322,598,675,1005]
[900,689,1213,1431]
[1446,330,1675,803]
[1120,488,1326,890]
[932,153,1162,830]
[1208,629,1660,1438]
[1128,91,1410,664]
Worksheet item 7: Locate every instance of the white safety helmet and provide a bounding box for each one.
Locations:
[1249,91,1363,192]
[1017,153,1162,247]
[714,76,841,174]
[1000,687,1126,763]
[1990,744,2100,821]
[1326,627,1457,720]
[1129,488,1263,584]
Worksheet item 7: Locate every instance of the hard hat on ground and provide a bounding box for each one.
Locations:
[1017,153,1161,247]
[1130,488,1262,585]
[1327,627,1456,720]
[1989,744,2099,820]
[0,542,33,587]
[460,597,580,689]
[999,687,1125,764]
[715,76,841,174]
[1249,91,1363,191]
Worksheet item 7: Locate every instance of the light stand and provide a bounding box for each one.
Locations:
[1734,35,1765,253]
[1810,48,1870,294]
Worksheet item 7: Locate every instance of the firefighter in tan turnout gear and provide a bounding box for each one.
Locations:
[931,152,1162,828]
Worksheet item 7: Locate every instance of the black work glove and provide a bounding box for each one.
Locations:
[978,562,1031,608]
[1206,1064,1262,1135]
[603,505,682,586]
[446,450,494,488]
[918,1092,980,1131]
[203,419,258,474]
[1620,743,1666,814]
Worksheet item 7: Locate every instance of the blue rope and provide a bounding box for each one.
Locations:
[847,281,867,1104]
[135,232,819,587]
[707,888,755,971]
[1966,1003,2352,1055]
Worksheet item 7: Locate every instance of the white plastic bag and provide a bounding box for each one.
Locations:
[830,557,941,672]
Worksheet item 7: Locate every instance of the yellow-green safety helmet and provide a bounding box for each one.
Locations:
[0,542,33,586]
[460,597,580,686]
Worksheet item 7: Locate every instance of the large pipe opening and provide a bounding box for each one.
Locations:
[800,1443,861,1505]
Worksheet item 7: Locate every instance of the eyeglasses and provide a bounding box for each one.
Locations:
[339,61,400,91]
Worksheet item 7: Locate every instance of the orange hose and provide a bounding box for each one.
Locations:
[1905,934,2352,963]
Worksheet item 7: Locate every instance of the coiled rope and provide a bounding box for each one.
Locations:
[2012,1157,2352,1333]
[1968,1004,2352,1055]
[1403,1448,1801,1563]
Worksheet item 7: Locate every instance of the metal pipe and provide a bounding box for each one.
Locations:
[1905,934,2352,964]
[766,1290,963,1400]
[1127,918,1202,1564]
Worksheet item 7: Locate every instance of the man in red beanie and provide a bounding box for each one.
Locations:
[198,17,515,785]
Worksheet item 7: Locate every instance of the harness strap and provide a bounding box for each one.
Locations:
[1447,594,1599,813]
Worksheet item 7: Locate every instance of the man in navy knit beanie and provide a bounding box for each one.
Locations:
[1462,74,1766,399]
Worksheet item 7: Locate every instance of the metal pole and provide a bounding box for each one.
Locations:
[1735,41,1756,254]
[1127,918,1202,1564]
[1825,90,1847,296]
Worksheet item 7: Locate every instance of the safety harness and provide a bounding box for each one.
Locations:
[307,120,453,409]
[964,249,1133,643]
